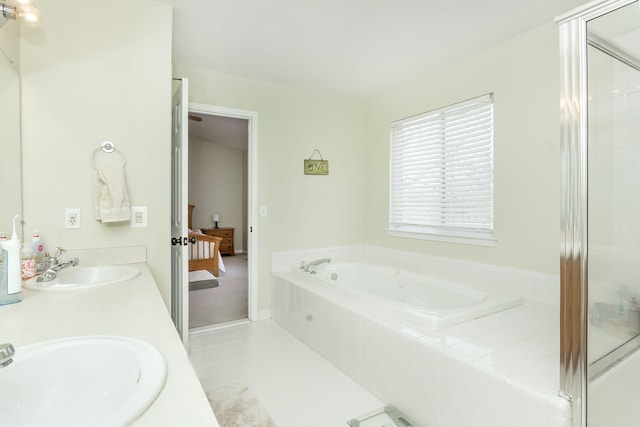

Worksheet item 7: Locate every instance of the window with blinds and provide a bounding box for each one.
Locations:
[388,93,494,245]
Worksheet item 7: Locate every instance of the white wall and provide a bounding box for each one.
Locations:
[364,22,562,275]
[173,22,566,312]
[174,64,367,311]
[15,3,567,314]
[19,0,174,304]
[188,135,245,251]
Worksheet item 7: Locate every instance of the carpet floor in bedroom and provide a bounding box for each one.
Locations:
[189,253,248,328]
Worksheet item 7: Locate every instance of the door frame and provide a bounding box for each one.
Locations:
[188,102,259,322]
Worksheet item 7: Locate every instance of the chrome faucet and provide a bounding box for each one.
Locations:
[36,247,79,282]
[300,258,331,274]
[0,343,15,368]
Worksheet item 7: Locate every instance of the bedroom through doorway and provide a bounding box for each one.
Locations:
[186,106,255,329]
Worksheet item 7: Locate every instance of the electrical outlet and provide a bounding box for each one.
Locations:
[130,206,148,228]
[64,208,81,229]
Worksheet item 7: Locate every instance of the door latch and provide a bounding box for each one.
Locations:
[171,236,196,246]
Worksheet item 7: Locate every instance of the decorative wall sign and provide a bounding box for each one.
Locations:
[304,149,329,175]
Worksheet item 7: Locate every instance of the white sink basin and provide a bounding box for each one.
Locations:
[24,265,140,291]
[0,336,167,427]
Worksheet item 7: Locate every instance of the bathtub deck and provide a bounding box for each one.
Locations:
[442,299,559,394]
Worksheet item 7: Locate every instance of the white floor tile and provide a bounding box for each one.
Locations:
[189,320,383,427]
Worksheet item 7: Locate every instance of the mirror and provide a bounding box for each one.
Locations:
[0,22,23,236]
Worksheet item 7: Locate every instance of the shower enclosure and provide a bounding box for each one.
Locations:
[559,0,640,425]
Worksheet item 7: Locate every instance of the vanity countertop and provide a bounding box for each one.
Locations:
[0,261,218,427]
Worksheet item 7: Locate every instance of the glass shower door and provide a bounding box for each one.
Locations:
[586,2,640,425]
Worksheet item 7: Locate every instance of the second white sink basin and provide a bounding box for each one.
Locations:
[0,336,167,427]
[24,265,140,291]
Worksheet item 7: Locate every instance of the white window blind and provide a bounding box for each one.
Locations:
[389,93,494,242]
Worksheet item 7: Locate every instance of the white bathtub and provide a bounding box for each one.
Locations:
[271,247,568,427]
[303,262,522,330]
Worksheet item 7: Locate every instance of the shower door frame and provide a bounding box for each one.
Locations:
[557,0,639,426]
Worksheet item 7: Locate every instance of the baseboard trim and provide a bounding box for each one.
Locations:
[189,318,250,336]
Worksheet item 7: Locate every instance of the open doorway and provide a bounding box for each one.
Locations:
[185,104,258,330]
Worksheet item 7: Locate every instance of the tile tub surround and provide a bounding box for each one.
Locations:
[272,246,570,427]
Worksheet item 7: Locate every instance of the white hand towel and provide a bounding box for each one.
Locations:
[94,166,131,223]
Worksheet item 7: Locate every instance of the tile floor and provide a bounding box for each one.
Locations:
[189,320,384,427]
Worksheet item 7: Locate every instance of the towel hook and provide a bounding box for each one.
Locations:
[101,141,115,153]
[90,141,126,168]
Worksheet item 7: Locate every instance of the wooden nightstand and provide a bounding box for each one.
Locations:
[203,227,235,256]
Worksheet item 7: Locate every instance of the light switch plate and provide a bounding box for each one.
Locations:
[130,206,148,228]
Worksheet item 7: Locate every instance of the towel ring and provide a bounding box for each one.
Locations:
[90,141,126,168]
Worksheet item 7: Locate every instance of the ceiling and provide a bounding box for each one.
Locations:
[160,0,594,147]
[160,0,591,98]
[187,113,249,150]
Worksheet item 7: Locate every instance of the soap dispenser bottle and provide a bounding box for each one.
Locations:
[31,231,46,257]
[0,215,22,304]
[21,242,36,281]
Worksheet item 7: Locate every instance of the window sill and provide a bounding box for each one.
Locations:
[386,228,497,247]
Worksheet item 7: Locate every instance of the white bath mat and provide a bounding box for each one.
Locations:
[206,385,276,427]
[189,270,219,291]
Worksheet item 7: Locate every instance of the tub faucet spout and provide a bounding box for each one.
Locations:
[301,258,331,274]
